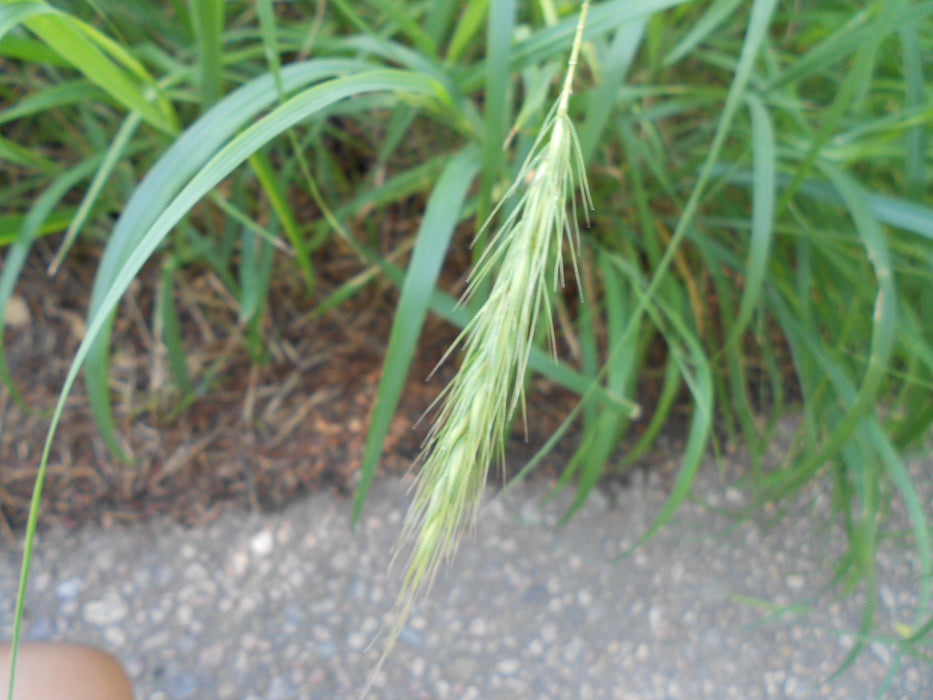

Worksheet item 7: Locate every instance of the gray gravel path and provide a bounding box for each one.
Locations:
[2,444,930,699]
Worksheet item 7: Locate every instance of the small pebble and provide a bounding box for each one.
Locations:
[648,605,664,635]
[347,631,366,650]
[409,657,426,678]
[162,663,198,699]
[250,531,274,557]
[83,592,128,626]
[103,626,126,646]
[55,577,82,601]
[5,295,30,326]
[469,617,487,636]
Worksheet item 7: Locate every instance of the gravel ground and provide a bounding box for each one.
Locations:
[1,444,930,699]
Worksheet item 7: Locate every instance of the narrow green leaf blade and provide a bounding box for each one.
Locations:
[352,146,481,524]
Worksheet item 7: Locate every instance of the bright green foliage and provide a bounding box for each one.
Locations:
[1,0,932,695]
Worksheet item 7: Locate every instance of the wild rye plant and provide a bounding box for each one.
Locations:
[370,1,601,674]
[1,0,932,695]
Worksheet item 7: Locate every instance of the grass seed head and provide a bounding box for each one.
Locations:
[374,105,592,667]
[363,6,595,693]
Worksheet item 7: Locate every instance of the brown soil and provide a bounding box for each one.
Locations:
[0,232,593,535]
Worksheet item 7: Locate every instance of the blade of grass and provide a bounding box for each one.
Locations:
[0,0,48,39]
[2,0,177,132]
[155,258,192,395]
[256,0,283,93]
[578,15,645,162]
[48,111,144,274]
[476,0,516,259]
[508,62,561,149]
[445,0,488,64]
[663,0,745,66]
[360,0,436,57]
[898,23,926,200]
[248,150,315,292]
[237,212,275,330]
[2,155,104,700]
[757,164,896,501]
[0,80,103,124]
[0,134,57,172]
[615,352,681,470]
[715,168,933,243]
[720,93,775,350]
[558,251,639,524]
[567,246,713,551]
[189,0,224,108]
[870,423,932,634]
[352,146,480,524]
[425,0,460,49]
[618,309,713,556]
[0,208,76,246]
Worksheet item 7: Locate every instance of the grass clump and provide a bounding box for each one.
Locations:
[1,0,932,695]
